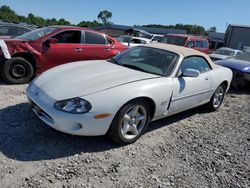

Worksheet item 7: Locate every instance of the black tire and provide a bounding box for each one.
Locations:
[0,57,34,84]
[207,84,226,111]
[108,99,150,145]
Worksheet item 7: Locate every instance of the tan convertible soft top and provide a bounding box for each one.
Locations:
[145,43,216,69]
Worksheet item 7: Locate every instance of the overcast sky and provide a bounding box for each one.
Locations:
[1,0,250,32]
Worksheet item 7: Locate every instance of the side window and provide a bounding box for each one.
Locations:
[52,30,81,43]
[201,40,208,48]
[6,26,19,36]
[187,41,194,48]
[0,26,9,35]
[179,56,211,75]
[196,40,202,48]
[19,28,31,35]
[85,31,106,45]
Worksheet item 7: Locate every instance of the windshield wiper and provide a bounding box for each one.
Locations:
[122,64,147,72]
[123,64,164,76]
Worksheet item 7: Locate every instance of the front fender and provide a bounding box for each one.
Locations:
[82,77,174,123]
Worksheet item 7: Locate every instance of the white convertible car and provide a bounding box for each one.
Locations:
[26,43,233,145]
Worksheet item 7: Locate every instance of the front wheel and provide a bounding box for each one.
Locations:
[108,99,150,145]
[207,84,226,111]
[0,57,34,84]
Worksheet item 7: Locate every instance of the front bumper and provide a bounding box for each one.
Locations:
[26,84,113,136]
[232,70,250,81]
[231,70,250,86]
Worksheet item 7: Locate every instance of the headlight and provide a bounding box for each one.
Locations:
[54,98,92,114]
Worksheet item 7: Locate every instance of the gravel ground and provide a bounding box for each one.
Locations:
[0,80,249,188]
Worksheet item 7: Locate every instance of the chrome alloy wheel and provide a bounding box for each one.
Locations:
[213,85,224,108]
[120,105,147,140]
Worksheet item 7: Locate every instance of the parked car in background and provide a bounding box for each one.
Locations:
[0,26,127,84]
[128,37,151,47]
[116,36,151,47]
[209,47,243,61]
[0,23,35,38]
[159,34,209,54]
[215,52,250,88]
[115,35,132,45]
[150,34,164,42]
[26,43,232,145]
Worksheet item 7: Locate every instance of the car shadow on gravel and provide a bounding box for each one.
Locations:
[0,79,5,85]
[228,87,250,95]
[0,102,208,161]
[147,105,207,133]
[0,103,119,161]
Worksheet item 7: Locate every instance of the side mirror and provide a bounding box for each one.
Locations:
[45,38,58,47]
[182,69,200,77]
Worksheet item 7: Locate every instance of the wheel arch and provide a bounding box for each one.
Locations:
[221,80,229,91]
[121,96,156,119]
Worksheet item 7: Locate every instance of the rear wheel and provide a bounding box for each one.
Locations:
[108,99,150,145]
[207,84,226,111]
[0,57,34,84]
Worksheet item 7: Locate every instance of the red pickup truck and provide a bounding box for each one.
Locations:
[159,34,209,54]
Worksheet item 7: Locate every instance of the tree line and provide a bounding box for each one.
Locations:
[141,24,216,36]
[0,5,216,35]
[0,5,102,27]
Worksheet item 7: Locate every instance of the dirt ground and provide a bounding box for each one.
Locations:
[0,81,249,188]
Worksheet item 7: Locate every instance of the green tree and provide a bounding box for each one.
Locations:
[0,5,16,15]
[97,10,112,25]
[142,23,206,36]
[57,18,70,25]
[77,20,102,27]
[0,5,19,22]
[208,26,217,32]
[46,18,58,26]
[0,5,72,26]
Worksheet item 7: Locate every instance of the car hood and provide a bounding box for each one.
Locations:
[215,59,250,73]
[3,38,27,44]
[34,60,160,100]
[209,53,228,60]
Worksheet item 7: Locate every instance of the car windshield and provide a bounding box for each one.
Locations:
[139,33,152,39]
[152,35,163,41]
[109,46,179,76]
[214,49,235,56]
[16,27,57,41]
[231,52,250,62]
[158,36,187,46]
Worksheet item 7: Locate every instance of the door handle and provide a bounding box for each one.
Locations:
[205,77,209,81]
[104,48,110,52]
[74,48,82,52]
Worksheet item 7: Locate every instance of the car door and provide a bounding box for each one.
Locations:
[168,56,213,114]
[41,30,84,69]
[81,31,114,60]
